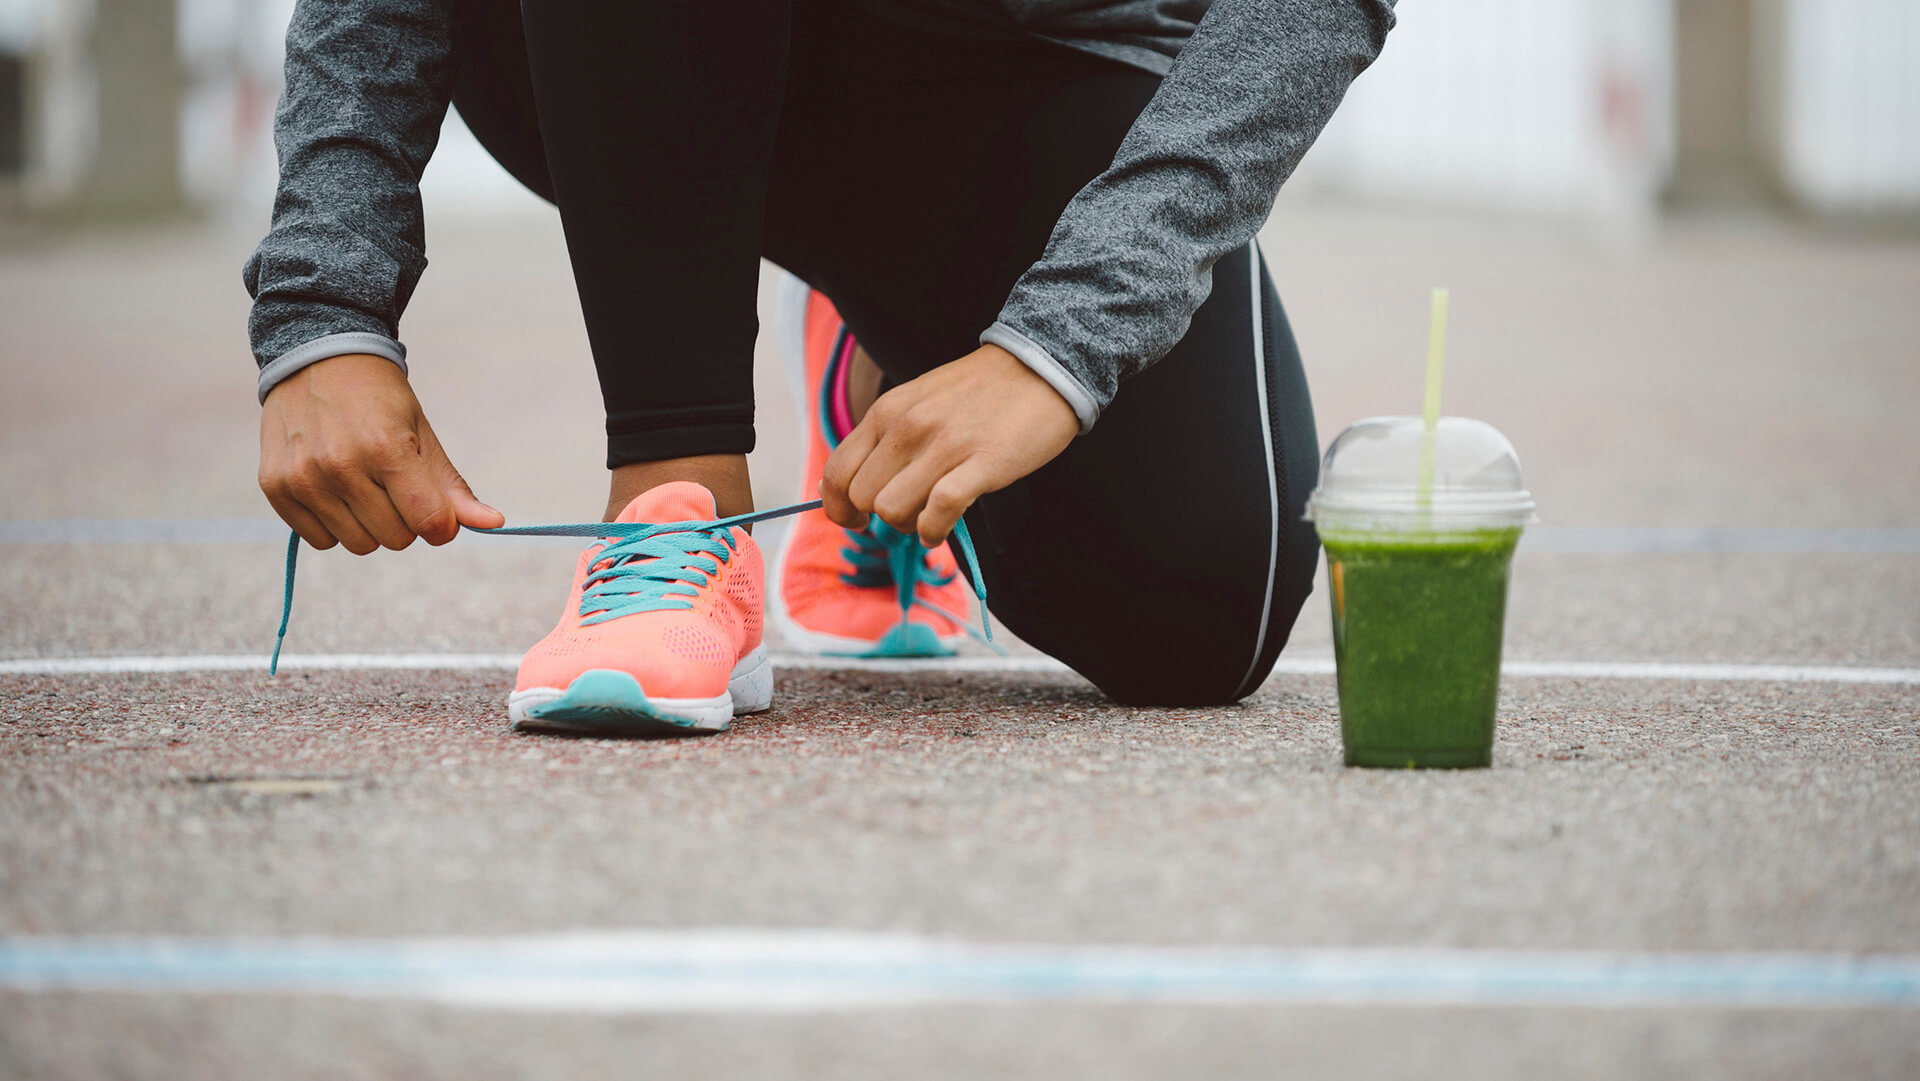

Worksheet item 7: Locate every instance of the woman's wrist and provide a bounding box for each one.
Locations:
[256,332,409,405]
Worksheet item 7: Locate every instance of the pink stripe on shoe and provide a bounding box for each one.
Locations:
[829,330,857,441]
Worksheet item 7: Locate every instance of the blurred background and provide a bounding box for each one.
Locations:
[7,10,1920,1077]
[1,0,1917,545]
[3,0,1918,227]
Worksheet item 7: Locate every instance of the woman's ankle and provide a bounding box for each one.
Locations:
[606,454,753,523]
[847,343,883,426]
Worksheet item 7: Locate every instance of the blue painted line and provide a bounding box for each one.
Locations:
[1,936,1916,1009]
[0,519,282,543]
[5,521,1920,554]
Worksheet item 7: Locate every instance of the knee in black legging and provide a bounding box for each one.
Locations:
[1082,651,1265,708]
[1002,595,1292,709]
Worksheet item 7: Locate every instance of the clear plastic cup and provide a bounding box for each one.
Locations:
[1305,417,1536,768]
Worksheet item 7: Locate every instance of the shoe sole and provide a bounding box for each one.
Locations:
[768,604,961,659]
[767,269,966,660]
[508,645,773,737]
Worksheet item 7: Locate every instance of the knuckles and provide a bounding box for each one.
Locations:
[926,481,968,514]
[282,471,331,503]
[893,406,935,439]
[306,452,354,481]
[872,497,917,532]
[417,513,458,545]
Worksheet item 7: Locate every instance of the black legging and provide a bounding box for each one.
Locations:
[448,0,1320,706]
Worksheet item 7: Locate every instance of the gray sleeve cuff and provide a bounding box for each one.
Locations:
[979,321,1101,434]
[256,332,409,404]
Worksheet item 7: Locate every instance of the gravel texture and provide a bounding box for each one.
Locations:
[3,204,1918,1078]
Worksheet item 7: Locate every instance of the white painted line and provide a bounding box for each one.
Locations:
[1501,660,1920,684]
[0,653,1068,676]
[775,653,1074,674]
[2,931,1915,1010]
[7,520,1920,554]
[1,652,1916,683]
[0,653,527,675]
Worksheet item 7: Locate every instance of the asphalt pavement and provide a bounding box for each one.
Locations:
[2,198,1916,1079]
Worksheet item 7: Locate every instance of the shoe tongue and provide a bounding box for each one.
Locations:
[616,481,720,525]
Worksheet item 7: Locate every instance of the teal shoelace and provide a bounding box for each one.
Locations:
[270,499,990,674]
[837,518,980,636]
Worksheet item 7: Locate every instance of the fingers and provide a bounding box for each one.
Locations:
[283,461,493,554]
[376,427,461,545]
[814,344,1076,549]
[869,451,954,537]
[916,457,997,547]
[826,416,988,546]
[372,461,457,546]
[259,357,506,555]
[828,390,965,534]
[302,487,384,556]
[845,428,917,527]
[261,456,381,553]
[263,430,501,555]
[820,420,878,529]
[349,469,427,551]
[262,485,338,551]
[262,444,425,555]
[449,485,506,532]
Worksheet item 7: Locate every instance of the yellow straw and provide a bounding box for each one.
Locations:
[1416,287,1449,506]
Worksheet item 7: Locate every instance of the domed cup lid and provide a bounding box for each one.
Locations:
[1305,416,1535,530]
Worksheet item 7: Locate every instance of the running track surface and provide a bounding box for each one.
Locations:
[3,205,1917,1079]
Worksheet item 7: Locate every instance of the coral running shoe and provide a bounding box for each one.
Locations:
[510,481,771,735]
[768,272,974,657]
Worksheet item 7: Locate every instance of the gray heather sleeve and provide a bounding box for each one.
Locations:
[983,0,1396,431]
[242,0,458,403]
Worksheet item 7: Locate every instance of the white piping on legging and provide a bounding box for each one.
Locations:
[1233,239,1281,700]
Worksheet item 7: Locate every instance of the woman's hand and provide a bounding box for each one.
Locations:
[259,353,505,554]
[820,344,1078,547]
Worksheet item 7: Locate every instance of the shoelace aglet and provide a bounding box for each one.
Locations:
[947,517,993,645]
[271,530,298,675]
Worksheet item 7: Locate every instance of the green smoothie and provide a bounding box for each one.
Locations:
[1319,527,1522,768]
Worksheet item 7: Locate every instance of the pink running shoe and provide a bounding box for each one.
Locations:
[768,273,975,657]
[509,482,771,735]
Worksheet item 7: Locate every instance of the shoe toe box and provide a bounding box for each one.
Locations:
[516,618,737,700]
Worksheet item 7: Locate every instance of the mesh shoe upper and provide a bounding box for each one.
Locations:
[516,482,764,699]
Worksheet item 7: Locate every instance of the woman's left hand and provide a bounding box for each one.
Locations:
[820,343,1079,547]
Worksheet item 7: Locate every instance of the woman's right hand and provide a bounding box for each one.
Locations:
[258,353,505,553]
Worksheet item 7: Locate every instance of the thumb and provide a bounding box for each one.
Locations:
[447,476,505,530]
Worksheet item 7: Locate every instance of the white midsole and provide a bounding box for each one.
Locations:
[507,645,773,730]
[767,584,967,657]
